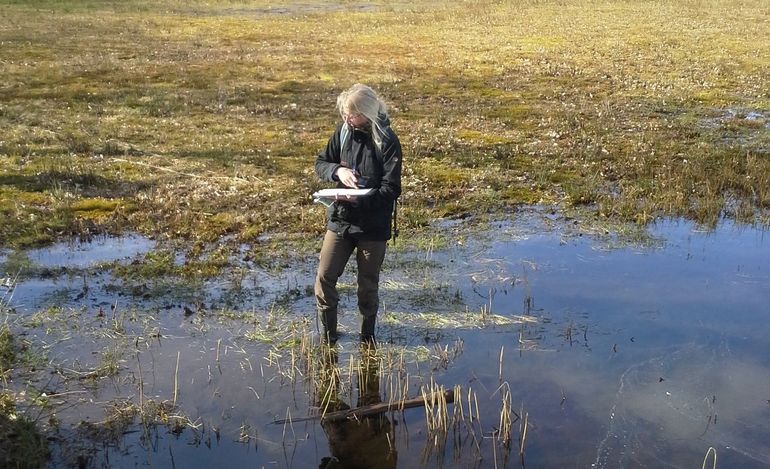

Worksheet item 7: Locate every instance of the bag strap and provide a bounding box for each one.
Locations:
[392,198,399,246]
[340,124,351,155]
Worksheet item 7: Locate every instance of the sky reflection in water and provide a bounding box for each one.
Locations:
[447,219,770,468]
[3,218,769,468]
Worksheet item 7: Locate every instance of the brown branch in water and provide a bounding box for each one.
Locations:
[272,389,455,424]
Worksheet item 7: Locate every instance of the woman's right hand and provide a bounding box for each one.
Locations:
[335,167,359,189]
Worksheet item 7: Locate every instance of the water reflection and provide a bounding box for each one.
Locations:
[3,217,770,467]
[25,234,155,268]
[317,344,397,469]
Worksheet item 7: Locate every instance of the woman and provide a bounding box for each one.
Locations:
[314,84,402,344]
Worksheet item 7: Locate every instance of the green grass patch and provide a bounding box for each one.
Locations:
[0,325,15,377]
[0,393,49,469]
[71,198,123,219]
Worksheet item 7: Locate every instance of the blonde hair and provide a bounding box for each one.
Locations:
[336,83,389,149]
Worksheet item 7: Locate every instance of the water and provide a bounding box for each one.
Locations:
[2,218,769,468]
[446,219,770,467]
[24,234,157,269]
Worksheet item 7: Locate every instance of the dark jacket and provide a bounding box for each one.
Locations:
[315,119,402,241]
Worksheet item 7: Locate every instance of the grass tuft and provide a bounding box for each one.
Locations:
[0,393,50,469]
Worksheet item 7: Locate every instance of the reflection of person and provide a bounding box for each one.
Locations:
[319,343,397,469]
[314,84,402,344]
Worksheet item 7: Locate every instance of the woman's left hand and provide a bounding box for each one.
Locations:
[334,194,358,204]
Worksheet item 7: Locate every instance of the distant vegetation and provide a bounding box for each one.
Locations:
[1,0,768,256]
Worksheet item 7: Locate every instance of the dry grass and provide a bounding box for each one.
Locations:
[0,0,768,255]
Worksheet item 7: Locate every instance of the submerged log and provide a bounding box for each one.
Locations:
[273,389,454,424]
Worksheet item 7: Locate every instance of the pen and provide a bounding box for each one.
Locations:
[351,162,366,188]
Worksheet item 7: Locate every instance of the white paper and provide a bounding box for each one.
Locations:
[312,188,375,207]
[312,188,375,198]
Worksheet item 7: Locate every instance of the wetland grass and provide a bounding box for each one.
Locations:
[518,408,530,468]
[0,324,15,380]
[420,378,452,462]
[0,392,50,469]
[2,0,769,258]
[0,314,51,467]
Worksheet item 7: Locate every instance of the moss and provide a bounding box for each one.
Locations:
[483,104,532,125]
[71,198,122,219]
[501,186,547,205]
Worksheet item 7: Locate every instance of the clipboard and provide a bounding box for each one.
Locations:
[312,188,375,207]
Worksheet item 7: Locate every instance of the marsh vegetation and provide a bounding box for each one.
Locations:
[1,0,768,254]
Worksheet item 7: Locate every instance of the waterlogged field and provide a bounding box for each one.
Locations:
[2,213,770,468]
[2,0,770,467]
